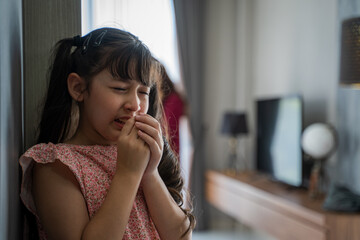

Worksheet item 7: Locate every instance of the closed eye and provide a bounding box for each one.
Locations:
[139,86,150,96]
[113,87,126,91]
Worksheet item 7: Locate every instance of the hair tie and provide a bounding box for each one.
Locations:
[73,31,105,54]
[73,35,82,47]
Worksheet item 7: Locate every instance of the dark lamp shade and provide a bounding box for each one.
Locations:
[340,17,360,86]
[221,112,248,136]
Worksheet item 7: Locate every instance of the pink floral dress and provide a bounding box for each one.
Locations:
[20,143,160,240]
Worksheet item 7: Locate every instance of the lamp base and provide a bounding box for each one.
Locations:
[225,137,248,175]
[308,160,327,199]
[226,152,249,176]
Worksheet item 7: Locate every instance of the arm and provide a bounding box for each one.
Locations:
[32,161,142,240]
[32,117,150,240]
[135,114,192,239]
[81,168,143,239]
[142,173,191,239]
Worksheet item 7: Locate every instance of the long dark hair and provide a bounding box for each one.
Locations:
[36,27,195,235]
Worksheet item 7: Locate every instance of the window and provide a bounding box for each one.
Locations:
[81,0,180,83]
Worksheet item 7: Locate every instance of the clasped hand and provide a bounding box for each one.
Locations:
[116,113,164,178]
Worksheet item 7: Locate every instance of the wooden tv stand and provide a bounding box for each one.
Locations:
[205,170,360,240]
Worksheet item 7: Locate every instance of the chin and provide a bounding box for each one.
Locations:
[106,134,121,144]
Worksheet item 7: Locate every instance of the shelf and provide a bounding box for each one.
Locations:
[205,170,360,240]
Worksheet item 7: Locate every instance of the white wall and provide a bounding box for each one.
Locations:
[252,0,338,127]
[204,0,239,171]
[203,0,338,230]
[204,0,338,172]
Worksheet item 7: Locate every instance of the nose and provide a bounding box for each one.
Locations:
[124,92,141,112]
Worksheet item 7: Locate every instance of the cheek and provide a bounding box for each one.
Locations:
[139,99,149,113]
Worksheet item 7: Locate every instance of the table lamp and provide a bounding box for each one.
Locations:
[221,112,248,172]
[301,123,337,198]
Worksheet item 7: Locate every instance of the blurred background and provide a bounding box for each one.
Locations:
[2,0,360,239]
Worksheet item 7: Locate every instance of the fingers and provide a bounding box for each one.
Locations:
[129,122,146,145]
[116,117,150,174]
[118,117,146,148]
[135,113,160,130]
[137,129,161,154]
[134,114,163,148]
[120,117,136,136]
[134,122,162,146]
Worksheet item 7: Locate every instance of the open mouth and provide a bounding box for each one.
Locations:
[114,118,126,124]
[114,118,127,129]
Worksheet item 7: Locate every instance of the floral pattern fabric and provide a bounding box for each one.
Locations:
[20,143,160,240]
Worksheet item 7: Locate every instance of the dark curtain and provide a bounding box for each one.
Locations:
[336,0,360,191]
[0,0,23,239]
[172,0,207,230]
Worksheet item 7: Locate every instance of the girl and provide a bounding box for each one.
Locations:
[20,27,195,239]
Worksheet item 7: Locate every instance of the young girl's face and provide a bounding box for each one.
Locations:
[79,69,150,144]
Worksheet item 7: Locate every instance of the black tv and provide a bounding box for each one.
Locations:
[256,94,304,187]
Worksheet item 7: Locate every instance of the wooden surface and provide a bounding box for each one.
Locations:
[205,170,360,240]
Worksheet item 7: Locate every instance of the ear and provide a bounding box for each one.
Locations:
[67,73,87,102]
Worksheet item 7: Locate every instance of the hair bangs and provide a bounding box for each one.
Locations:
[107,45,157,87]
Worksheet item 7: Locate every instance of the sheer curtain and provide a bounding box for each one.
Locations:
[81,0,181,84]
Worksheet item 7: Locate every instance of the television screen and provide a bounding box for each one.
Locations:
[256,95,303,187]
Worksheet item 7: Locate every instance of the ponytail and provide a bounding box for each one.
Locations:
[37,38,74,144]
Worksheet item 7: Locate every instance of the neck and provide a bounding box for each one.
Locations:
[65,128,112,146]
